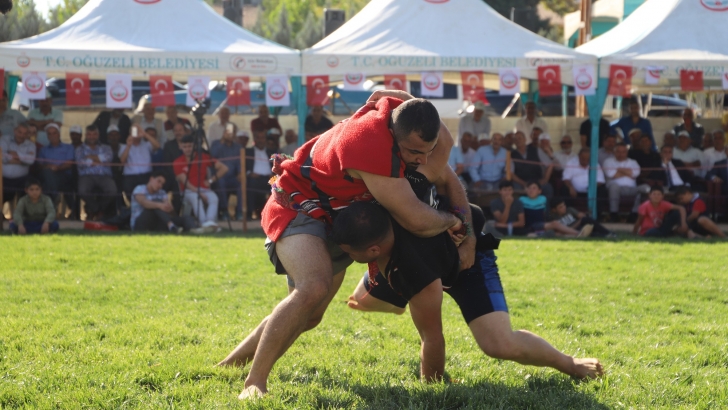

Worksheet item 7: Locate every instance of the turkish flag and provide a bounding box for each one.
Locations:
[680,70,703,91]
[227,76,250,106]
[461,71,488,103]
[384,74,407,91]
[306,75,329,106]
[608,64,632,97]
[66,72,90,106]
[150,75,175,107]
[537,65,561,97]
[0,69,4,97]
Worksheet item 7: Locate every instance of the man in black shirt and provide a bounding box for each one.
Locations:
[304,105,334,141]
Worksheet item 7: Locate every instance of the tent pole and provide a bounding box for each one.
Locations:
[585,63,609,220]
[291,76,307,147]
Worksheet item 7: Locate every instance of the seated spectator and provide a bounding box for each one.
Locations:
[210,127,243,220]
[207,107,236,145]
[245,129,276,220]
[515,101,547,138]
[174,134,228,231]
[69,125,83,148]
[598,134,616,167]
[511,131,554,199]
[163,106,191,143]
[702,132,713,151]
[702,130,726,171]
[280,129,299,156]
[459,101,491,146]
[93,108,131,144]
[9,178,58,234]
[579,116,611,148]
[304,105,334,141]
[235,129,250,148]
[674,186,725,238]
[0,90,27,138]
[448,144,465,182]
[604,143,642,221]
[161,122,189,212]
[662,132,676,148]
[251,105,282,137]
[549,197,614,238]
[706,158,728,196]
[75,124,118,220]
[519,181,582,237]
[2,123,36,204]
[133,102,165,145]
[489,180,526,236]
[470,133,509,191]
[266,129,281,153]
[119,125,160,202]
[536,132,555,168]
[629,135,662,180]
[130,171,196,233]
[626,128,642,148]
[27,93,63,146]
[673,130,704,177]
[561,148,606,207]
[554,135,576,169]
[106,125,125,199]
[633,185,689,238]
[502,132,514,151]
[614,99,655,149]
[38,123,74,205]
[459,132,477,185]
[644,145,691,191]
[673,108,704,149]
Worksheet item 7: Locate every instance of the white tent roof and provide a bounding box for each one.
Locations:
[577,0,728,87]
[302,0,595,83]
[0,0,300,79]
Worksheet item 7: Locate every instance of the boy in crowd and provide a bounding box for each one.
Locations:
[674,186,725,238]
[633,186,690,238]
[9,178,59,235]
[130,171,197,233]
[489,180,527,236]
[519,181,586,237]
[549,198,615,238]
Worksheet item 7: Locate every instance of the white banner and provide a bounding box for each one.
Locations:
[186,76,210,107]
[498,68,520,96]
[420,72,443,97]
[573,65,596,96]
[105,74,132,108]
[342,73,366,91]
[265,75,290,107]
[645,67,662,85]
[22,71,47,100]
[723,71,728,90]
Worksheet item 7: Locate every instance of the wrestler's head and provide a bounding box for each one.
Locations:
[391,99,440,168]
[331,201,393,264]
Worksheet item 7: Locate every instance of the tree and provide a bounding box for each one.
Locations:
[0,0,49,42]
[271,3,291,47]
[482,0,549,34]
[293,10,322,50]
[47,0,89,29]
[541,0,578,15]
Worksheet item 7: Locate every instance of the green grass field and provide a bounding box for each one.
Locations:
[1,234,727,409]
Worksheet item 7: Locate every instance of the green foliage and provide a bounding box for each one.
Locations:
[0,0,48,41]
[483,0,549,34]
[47,0,89,29]
[541,0,579,15]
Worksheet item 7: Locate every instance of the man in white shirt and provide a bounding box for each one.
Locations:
[1,123,36,203]
[554,135,576,169]
[515,102,548,138]
[208,107,236,145]
[133,102,165,146]
[702,130,727,172]
[603,143,642,220]
[597,135,616,167]
[245,129,275,220]
[27,94,63,146]
[673,130,704,177]
[119,125,161,201]
[562,148,605,210]
[458,101,491,146]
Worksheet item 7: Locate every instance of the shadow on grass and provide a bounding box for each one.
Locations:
[0,229,267,239]
[497,234,728,245]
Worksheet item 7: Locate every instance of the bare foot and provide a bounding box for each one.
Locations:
[238,385,266,400]
[569,358,603,379]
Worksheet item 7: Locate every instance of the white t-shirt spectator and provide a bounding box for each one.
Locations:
[702,147,727,170]
[515,117,548,138]
[119,141,153,175]
[458,114,491,141]
[673,146,705,176]
[603,157,640,187]
[554,151,576,169]
[28,107,63,146]
[562,157,605,193]
[253,147,272,176]
[1,136,36,178]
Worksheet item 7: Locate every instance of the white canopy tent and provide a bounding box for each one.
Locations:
[0,0,301,79]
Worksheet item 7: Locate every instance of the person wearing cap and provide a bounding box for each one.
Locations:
[119,125,161,202]
[514,102,547,140]
[673,108,704,150]
[304,105,333,141]
[250,105,282,138]
[92,108,131,144]
[265,128,281,153]
[280,129,299,157]
[0,90,27,139]
[626,128,643,147]
[207,107,236,145]
[133,102,165,146]
[69,125,84,148]
[245,126,276,220]
[210,124,243,220]
[554,135,577,169]
[75,124,118,220]
[579,117,611,148]
[27,93,63,146]
[536,132,555,168]
[38,123,75,206]
[613,98,655,150]
[1,123,36,205]
[673,130,705,178]
[235,129,250,148]
[458,100,491,146]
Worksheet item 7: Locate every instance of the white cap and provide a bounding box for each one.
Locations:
[628,128,642,136]
[267,128,281,136]
[236,130,250,138]
[677,130,690,138]
[44,123,60,132]
[70,125,83,134]
[538,133,551,141]
[107,125,120,133]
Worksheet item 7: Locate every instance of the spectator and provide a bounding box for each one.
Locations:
[207,107,235,144]
[0,90,27,138]
[69,125,83,148]
[75,124,117,220]
[210,126,243,220]
[119,125,160,201]
[644,145,690,191]
[459,101,491,146]
[251,105,282,137]
[613,99,655,149]
[633,185,689,238]
[130,171,196,233]
[266,129,281,153]
[245,129,275,220]
[161,122,189,213]
[554,135,577,169]
[629,135,662,177]
[280,129,299,157]
[146,127,165,168]
[106,125,125,201]
[163,106,191,143]
[235,129,250,148]
[603,143,641,222]
[459,132,477,181]
[598,134,616,167]
[515,102,547,138]
[519,181,582,237]
[625,128,643,147]
[662,132,676,148]
[562,148,606,207]
[536,132,555,168]
[9,178,58,234]
[579,117,611,148]
[448,144,464,180]
[304,105,334,141]
[707,158,728,196]
[38,123,74,205]
[703,130,727,173]
[1,123,36,204]
[92,108,131,144]
[674,186,725,238]
[511,131,554,198]
[701,133,713,151]
[673,130,704,177]
[27,94,63,146]
[133,102,165,145]
[673,108,704,149]
[174,134,228,231]
[502,132,514,151]
[470,133,509,191]
[489,180,527,236]
[549,197,614,238]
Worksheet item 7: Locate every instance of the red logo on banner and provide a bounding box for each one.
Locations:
[700,0,728,11]
[227,76,250,106]
[326,56,339,68]
[384,74,407,91]
[461,71,488,103]
[17,54,30,68]
[66,72,90,106]
[268,83,286,100]
[150,75,175,107]
[24,74,44,94]
[537,65,561,97]
[608,64,632,97]
[306,75,329,106]
[680,70,704,91]
[110,81,129,102]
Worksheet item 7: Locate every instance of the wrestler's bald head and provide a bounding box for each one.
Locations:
[391,98,440,143]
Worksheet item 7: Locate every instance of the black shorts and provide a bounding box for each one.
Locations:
[687,214,711,236]
[364,250,508,324]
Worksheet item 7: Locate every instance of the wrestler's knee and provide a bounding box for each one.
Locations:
[292,278,332,309]
[304,315,324,331]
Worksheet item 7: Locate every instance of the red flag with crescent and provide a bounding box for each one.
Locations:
[227,76,251,106]
[66,72,90,106]
[306,75,329,106]
[608,64,632,97]
[680,70,703,92]
[460,71,488,103]
[384,74,407,91]
[149,75,175,107]
[537,65,561,97]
